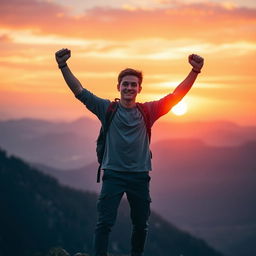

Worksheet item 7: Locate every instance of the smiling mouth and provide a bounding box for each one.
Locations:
[123,90,135,94]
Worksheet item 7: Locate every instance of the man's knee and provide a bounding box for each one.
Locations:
[95,219,115,233]
[96,195,121,231]
[96,201,117,230]
[130,199,151,224]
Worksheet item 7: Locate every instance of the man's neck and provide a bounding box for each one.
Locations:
[120,99,136,108]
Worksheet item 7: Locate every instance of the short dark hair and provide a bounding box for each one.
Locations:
[118,68,143,86]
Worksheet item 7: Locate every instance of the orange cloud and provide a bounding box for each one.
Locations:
[0,34,11,42]
[0,1,256,43]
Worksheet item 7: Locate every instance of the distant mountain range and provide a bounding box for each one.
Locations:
[0,117,255,170]
[0,117,100,170]
[1,117,256,256]
[0,148,223,256]
[151,139,256,256]
[32,139,256,256]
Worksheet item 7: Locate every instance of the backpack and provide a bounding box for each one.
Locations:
[96,99,152,182]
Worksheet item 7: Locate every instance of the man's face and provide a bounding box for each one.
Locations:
[117,75,142,101]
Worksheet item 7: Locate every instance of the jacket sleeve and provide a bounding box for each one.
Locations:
[75,88,111,123]
[143,93,179,126]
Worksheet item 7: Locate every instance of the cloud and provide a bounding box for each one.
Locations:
[0,34,11,42]
[0,0,69,29]
[0,0,256,43]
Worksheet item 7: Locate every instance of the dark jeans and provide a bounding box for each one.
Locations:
[93,170,151,256]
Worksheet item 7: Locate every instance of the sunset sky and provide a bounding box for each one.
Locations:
[1,0,256,125]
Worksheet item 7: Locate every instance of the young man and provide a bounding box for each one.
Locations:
[55,48,204,256]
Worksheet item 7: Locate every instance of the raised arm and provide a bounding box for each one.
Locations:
[144,54,204,124]
[55,48,111,121]
[172,54,204,102]
[55,48,83,96]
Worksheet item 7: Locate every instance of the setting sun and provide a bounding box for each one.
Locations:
[171,101,188,116]
[0,0,256,126]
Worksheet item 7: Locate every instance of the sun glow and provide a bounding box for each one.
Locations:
[171,101,188,116]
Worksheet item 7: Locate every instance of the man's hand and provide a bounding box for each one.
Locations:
[55,48,71,67]
[188,54,204,72]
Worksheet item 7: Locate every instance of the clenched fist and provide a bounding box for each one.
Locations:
[189,54,204,72]
[55,48,71,68]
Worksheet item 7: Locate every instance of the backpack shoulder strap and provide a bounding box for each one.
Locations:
[104,98,119,131]
[97,98,119,183]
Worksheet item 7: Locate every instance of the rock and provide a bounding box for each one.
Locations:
[47,247,70,256]
[73,253,90,256]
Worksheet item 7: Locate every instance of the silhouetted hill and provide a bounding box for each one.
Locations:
[32,139,256,256]
[0,147,223,256]
[151,139,256,256]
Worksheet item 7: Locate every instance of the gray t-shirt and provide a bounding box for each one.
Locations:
[75,88,177,172]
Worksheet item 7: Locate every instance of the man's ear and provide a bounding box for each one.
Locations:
[117,83,120,91]
[138,86,142,93]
